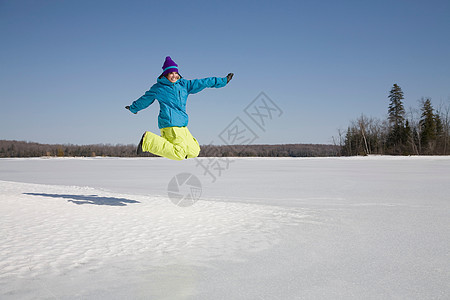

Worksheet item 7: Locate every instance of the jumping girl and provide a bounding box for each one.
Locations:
[126,56,233,160]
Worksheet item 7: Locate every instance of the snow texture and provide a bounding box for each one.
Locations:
[0,156,449,299]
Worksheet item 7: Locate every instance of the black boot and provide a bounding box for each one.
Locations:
[136,132,145,155]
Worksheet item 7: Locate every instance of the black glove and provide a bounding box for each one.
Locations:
[125,106,137,114]
[226,73,234,83]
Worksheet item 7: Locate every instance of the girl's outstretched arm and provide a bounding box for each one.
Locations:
[184,76,229,95]
[126,89,157,114]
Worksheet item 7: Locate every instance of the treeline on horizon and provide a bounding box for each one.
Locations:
[0,140,341,158]
[2,84,449,158]
[336,84,450,156]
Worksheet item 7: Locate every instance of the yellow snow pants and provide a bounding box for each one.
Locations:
[141,127,200,160]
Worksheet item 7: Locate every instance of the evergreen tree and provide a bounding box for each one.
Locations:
[419,98,437,153]
[388,84,406,127]
[386,84,407,154]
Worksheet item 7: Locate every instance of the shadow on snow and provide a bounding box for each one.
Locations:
[23,193,140,206]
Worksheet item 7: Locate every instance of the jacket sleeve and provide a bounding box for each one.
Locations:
[128,88,156,114]
[185,77,228,95]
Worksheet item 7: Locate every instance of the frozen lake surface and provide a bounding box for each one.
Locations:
[0,156,449,299]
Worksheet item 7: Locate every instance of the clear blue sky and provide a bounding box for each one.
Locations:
[1,0,449,145]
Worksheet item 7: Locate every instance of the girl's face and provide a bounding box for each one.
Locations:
[166,72,180,83]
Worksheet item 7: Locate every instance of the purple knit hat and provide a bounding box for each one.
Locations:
[161,56,179,76]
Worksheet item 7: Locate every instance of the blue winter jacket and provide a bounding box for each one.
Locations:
[129,76,228,128]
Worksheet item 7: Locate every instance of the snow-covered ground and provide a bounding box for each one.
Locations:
[0,156,449,299]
